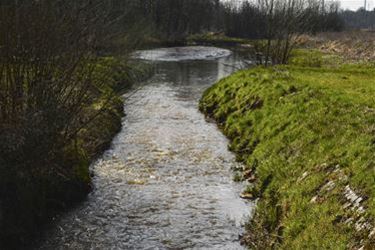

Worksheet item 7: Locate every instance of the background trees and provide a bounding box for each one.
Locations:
[221,0,343,65]
[85,0,344,45]
[144,0,221,41]
[341,8,375,30]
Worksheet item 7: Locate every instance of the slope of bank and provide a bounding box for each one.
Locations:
[199,54,375,248]
[0,57,151,249]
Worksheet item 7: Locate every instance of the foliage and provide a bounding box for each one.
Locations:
[0,1,149,247]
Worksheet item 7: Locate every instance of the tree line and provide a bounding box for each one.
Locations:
[340,8,375,30]
[221,0,343,39]
[109,0,344,41]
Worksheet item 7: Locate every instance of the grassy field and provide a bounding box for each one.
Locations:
[200,50,375,249]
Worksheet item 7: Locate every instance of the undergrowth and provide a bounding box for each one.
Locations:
[0,57,151,248]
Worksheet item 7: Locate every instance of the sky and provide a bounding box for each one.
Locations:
[340,0,373,10]
[223,0,374,11]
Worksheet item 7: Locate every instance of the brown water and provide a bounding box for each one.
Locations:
[39,47,254,250]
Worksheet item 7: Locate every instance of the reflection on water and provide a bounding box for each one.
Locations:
[39,47,254,250]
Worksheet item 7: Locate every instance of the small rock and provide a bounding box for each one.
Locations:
[240,192,254,200]
[298,172,309,183]
[310,196,318,203]
[355,205,365,213]
[355,223,364,232]
[333,164,341,172]
[358,217,365,223]
[344,218,353,225]
[243,169,253,179]
[343,202,351,209]
[322,180,335,192]
[338,174,348,182]
[363,222,372,230]
[248,175,257,182]
[354,197,363,204]
[369,228,375,239]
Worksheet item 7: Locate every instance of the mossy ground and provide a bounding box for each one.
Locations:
[200,50,375,249]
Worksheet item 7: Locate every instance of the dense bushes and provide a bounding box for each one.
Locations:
[0,1,149,247]
[0,55,143,248]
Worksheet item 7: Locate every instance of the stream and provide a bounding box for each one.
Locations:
[39,46,254,250]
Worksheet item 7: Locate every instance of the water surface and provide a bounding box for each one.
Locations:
[40,46,254,250]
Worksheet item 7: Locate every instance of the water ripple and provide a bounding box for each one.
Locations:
[39,47,254,250]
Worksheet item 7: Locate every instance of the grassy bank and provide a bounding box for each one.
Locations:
[0,57,151,249]
[200,51,375,249]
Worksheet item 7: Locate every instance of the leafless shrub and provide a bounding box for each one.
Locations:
[0,0,137,245]
[0,0,118,174]
[258,0,341,65]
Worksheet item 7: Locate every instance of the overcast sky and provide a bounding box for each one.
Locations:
[224,0,374,11]
[341,0,373,10]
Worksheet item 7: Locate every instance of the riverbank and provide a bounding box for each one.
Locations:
[200,50,375,248]
[139,33,254,50]
[0,57,151,249]
[187,33,253,47]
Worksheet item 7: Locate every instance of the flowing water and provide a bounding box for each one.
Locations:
[39,46,254,250]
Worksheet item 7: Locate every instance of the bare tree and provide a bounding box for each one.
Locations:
[258,0,336,65]
[0,0,118,167]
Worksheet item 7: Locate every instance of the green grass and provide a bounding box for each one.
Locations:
[200,55,375,248]
[289,49,344,68]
